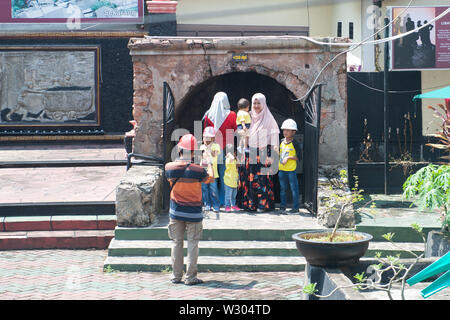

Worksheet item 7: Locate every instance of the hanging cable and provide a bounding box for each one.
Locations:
[347,74,450,94]
[291,6,449,48]
[293,0,420,101]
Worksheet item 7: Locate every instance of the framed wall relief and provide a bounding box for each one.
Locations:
[0,46,100,128]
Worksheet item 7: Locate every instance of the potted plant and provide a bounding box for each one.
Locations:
[303,224,428,300]
[292,170,374,267]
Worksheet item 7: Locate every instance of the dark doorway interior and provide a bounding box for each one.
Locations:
[176,71,305,205]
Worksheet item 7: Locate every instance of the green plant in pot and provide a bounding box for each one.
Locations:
[292,170,374,267]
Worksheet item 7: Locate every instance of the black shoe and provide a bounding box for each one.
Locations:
[185,278,204,286]
[171,278,183,284]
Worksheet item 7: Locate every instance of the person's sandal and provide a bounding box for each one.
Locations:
[185,278,204,286]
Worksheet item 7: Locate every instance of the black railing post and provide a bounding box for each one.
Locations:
[383,17,390,195]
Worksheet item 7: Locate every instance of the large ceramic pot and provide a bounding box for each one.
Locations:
[292,230,373,267]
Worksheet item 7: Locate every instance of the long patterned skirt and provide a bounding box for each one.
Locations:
[236,150,275,212]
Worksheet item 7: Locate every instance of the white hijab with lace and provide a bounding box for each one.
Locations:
[203,92,231,131]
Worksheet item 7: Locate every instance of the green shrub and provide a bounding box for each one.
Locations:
[403,164,450,231]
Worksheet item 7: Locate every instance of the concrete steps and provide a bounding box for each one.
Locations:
[104,255,308,272]
[0,215,116,249]
[0,230,114,250]
[1,215,116,232]
[107,239,424,258]
[103,223,426,272]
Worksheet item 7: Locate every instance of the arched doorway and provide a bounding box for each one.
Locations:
[131,36,347,214]
[173,71,305,206]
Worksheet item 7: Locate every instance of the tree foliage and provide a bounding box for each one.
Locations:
[403,164,450,230]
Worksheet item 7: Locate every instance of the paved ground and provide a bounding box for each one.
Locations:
[0,143,126,204]
[0,249,304,300]
[0,143,446,301]
[0,143,126,162]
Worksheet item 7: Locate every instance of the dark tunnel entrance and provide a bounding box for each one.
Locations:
[175,71,305,206]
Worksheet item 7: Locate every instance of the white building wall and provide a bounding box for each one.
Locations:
[177,0,362,62]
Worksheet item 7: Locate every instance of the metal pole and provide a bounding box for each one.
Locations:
[314,85,323,214]
[162,84,167,210]
[383,17,390,195]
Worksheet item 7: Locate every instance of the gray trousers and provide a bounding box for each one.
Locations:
[168,218,203,281]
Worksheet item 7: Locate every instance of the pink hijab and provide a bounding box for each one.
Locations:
[248,93,280,148]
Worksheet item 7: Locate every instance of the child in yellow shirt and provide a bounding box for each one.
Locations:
[200,127,221,213]
[279,119,301,214]
[236,98,251,156]
[223,144,240,212]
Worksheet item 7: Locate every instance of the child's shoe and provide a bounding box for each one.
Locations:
[231,206,241,211]
[225,206,231,212]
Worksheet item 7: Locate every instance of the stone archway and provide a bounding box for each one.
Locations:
[175,71,303,134]
[129,36,348,165]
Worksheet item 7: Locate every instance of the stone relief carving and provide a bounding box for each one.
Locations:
[0,49,97,125]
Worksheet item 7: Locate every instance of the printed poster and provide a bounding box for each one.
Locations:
[0,0,144,23]
[390,6,450,70]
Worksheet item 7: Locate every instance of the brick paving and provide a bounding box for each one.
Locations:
[0,249,304,300]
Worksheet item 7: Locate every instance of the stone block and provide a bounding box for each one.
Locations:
[115,166,163,227]
[425,230,450,257]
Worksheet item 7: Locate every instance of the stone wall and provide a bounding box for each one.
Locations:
[128,36,349,166]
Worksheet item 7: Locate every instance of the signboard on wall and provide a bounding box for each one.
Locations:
[0,0,144,24]
[388,6,450,70]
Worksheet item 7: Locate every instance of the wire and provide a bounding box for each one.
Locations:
[290,7,449,48]
[293,0,416,101]
[293,1,449,101]
[347,74,449,94]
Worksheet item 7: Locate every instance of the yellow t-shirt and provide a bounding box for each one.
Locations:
[236,110,251,126]
[224,156,238,188]
[200,142,221,178]
[279,139,298,172]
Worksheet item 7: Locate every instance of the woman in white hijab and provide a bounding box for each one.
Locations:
[203,92,237,206]
[236,93,279,213]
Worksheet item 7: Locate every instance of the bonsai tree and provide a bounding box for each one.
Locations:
[303,224,426,300]
[321,169,375,242]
